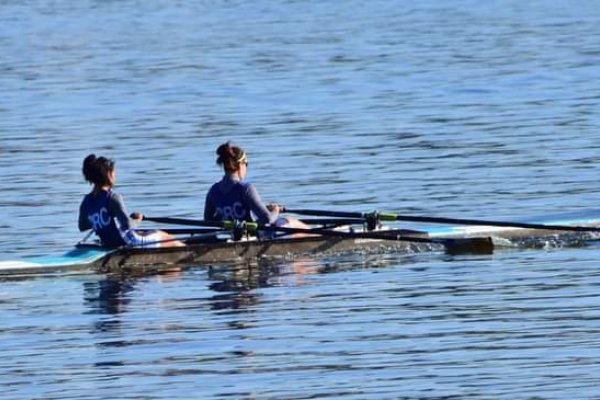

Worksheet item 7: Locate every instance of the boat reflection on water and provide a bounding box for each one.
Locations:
[205,253,411,303]
[83,277,136,336]
[84,278,138,316]
[81,254,411,330]
[83,267,183,338]
[204,258,321,312]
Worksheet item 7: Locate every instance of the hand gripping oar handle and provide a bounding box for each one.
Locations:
[283,208,600,233]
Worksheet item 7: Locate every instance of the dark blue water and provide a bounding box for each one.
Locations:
[1,0,600,398]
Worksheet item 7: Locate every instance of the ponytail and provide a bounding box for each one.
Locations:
[82,154,98,183]
[82,154,115,186]
[216,141,247,174]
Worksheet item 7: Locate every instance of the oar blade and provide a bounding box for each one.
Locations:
[442,237,494,255]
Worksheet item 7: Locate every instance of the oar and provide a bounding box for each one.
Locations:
[255,225,493,255]
[160,228,223,235]
[144,215,361,228]
[282,208,600,233]
[144,216,493,254]
[142,216,225,228]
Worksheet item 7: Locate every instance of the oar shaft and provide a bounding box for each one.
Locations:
[144,216,224,228]
[264,225,437,244]
[145,216,361,228]
[300,218,364,226]
[144,215,491,253]
[284,208,600,233]
[256,225,493,254]
[161,228,222,235]
[381,214,600,232]
[283,208,363,219]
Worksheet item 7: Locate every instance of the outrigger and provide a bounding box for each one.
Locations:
[2,208,600,276]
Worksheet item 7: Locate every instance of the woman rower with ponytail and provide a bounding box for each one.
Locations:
[78,154,184,248]
[204,141,310,236]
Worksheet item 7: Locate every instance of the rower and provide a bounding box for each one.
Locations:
[203,141,311,238]
[78,154,185,248]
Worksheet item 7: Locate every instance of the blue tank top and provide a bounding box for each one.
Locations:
[79,190,128,248]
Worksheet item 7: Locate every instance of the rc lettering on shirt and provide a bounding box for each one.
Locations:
[217,202,247,220]
[88,207,112,230]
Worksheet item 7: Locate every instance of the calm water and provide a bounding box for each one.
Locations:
[1,0,600,398]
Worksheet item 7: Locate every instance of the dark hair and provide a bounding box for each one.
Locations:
[82,154,115,186]
[216,141,247,173]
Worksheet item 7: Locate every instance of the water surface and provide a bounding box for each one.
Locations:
[1,0,600,398]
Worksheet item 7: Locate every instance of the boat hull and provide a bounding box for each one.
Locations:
[96,208,600,272]
[3,208,600,276]
[93,235,428,273]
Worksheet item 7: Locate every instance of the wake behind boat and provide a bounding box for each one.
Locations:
[2,208,600,277]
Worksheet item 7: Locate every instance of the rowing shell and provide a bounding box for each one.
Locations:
[2,209,600,276]
[0,232,428,276]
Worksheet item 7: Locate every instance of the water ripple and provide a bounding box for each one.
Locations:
[2,0,600,398]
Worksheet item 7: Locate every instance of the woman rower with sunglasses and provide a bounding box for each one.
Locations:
[204,141,310,236]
